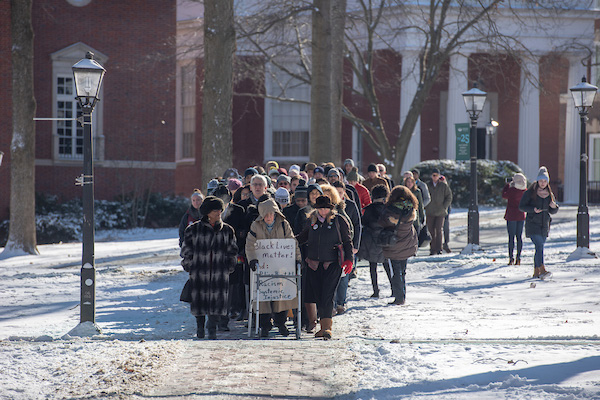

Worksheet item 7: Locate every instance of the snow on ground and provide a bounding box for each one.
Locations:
[1,209,600,399]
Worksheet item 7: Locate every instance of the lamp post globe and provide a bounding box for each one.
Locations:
[461,84,487,253]
[71,51,105,330]
[568,77,598,260]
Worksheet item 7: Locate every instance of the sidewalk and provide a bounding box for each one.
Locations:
[147,321,358,400]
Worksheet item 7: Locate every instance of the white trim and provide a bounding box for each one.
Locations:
[35,158,176,170]
[589,133,600,181]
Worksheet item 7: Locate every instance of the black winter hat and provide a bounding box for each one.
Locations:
[212,185,232,202]
[314,195,334,209]
[367,163,378,172]
[200,196,224,215]
[294,186,308,198]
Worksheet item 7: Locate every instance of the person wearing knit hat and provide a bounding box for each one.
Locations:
[345,167,372,210]
[265,160,279,172]
[363,163,389,192]
[313,166,325,181]
[268,167,280,178]
[289,164,301,177]
[227,178,242,194]
[518,166,559,279]
[283,186,308,233]
[343,159,355,175]
[244,167,258,184]
[181,195,237,340]
[223,168,240,180]
[502,172,527,265]
[411,168,431,207]
[206,179,220,196]
[276,174,291,190]
[274,187,290,207]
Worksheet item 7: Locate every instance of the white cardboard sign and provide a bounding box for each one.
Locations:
[251,238,297,302]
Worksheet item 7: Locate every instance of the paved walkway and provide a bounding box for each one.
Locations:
[147,321,358,399]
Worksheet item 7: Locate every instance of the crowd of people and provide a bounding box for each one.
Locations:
[178,159,557,340]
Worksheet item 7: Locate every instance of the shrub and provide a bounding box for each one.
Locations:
[411,159,523,208]
[0,193,190,246]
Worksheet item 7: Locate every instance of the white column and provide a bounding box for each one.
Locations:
[446,54,470,160]
[518,55,540,181]
[401,51,421,171]
[564,57,587,204]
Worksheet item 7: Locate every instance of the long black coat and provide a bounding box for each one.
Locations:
[519,188,559,238]
[180,217,238,316]
[357,201,386,263]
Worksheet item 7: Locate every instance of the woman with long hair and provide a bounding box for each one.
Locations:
[378,186,419,305]
[503,173,527,265]
[519,167,559,279]
[296,195,353,339]
[178,189,204,248]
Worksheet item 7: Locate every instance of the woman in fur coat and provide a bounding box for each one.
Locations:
[180,196,238,339]
[245,198,301,337]
[296,195,353,340]
[378,186,418,305]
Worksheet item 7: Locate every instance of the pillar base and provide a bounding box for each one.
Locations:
[566,246,597,262]
[460,243,484,255]
[66,321,102,338]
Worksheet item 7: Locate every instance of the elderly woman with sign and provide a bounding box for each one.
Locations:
[246,198,301,338]
[296,195,353,340]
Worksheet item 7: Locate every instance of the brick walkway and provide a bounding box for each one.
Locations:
[146,322,358,399]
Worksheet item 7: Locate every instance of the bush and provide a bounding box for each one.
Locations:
[412,159,523,208]
[0,193,190,246]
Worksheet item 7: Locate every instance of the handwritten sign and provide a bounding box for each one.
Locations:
[251,239,297,302]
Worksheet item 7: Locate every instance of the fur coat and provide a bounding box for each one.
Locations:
[180,217,238,316]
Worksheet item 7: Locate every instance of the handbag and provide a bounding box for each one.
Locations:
[180,279,192,303]
[334,217,345,265]
[418,225,431,247]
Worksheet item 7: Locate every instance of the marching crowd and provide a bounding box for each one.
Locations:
[179,160,558,340]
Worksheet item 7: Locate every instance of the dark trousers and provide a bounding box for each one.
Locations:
[304,262,342,319]
[388,259,407,301]
[259,310,287,329]
[507,220,524,259]
[369,261,391,294]
[427,215,445,254]
[196,315,221,334]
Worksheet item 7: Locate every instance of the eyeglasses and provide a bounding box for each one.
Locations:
[251,183,265,187]
[278,182,290,187]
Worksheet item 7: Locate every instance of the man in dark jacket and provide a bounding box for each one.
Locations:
[425,168,453,255]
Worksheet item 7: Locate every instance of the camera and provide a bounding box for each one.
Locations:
[506,177,513,183]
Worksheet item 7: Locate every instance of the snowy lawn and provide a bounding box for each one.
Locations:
[1,209,600,399]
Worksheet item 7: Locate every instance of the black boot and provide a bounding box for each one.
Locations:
[196,316,205,339]
[273,310,289,337]
[259,314,273,338]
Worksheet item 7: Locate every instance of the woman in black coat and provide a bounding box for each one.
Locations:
[518,167,558,279]
[178,189,203,248]
[357,184,391,298]
[296,195,353,340]
[180,196,238,339]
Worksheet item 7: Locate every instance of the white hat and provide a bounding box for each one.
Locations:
[274,187,290,204]
[512,173,527,190]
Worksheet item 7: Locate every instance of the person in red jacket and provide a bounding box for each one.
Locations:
[346,167,371,211]
[502,173,527,265]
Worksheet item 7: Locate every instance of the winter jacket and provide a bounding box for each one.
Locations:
[282,203,301,229]
[296,210,353,267]
[180,217,238,316]
[415,179,431,207]
[425,180,452,217]
[519,187,559,238]
[363,176,389,192]
[378,203,418,261]
[246,206,300,313]
[178,206,200,247]
[357,200,386,263]
[351,182,372,210]
[410,187,425,230]
[344,198,362,250]
[502,183,526,221]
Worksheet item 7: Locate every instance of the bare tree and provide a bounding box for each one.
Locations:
[201,0,235,188]
[235,0,593,178]
[3,0,38,256]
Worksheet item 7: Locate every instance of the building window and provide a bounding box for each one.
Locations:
[181,63,196,159]
[590,133,600,181]
[56,76,83,159]
[265,68,310,162]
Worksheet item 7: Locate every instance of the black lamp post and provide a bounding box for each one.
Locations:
[569,76,597,259]
[461,84,487,253]
[72,52,106,327]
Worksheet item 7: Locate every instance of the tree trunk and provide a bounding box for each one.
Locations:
[201,0,235,189]
[3,0,38,256]
[310,0,346,165]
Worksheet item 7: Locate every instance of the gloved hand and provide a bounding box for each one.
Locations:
[249,259,259,271]
[342,260,353,275]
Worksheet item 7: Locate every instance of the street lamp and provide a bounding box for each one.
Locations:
[461,84,487,253]
[485,118,499,160]
[568,76,597,260]
[72,52,106,331]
